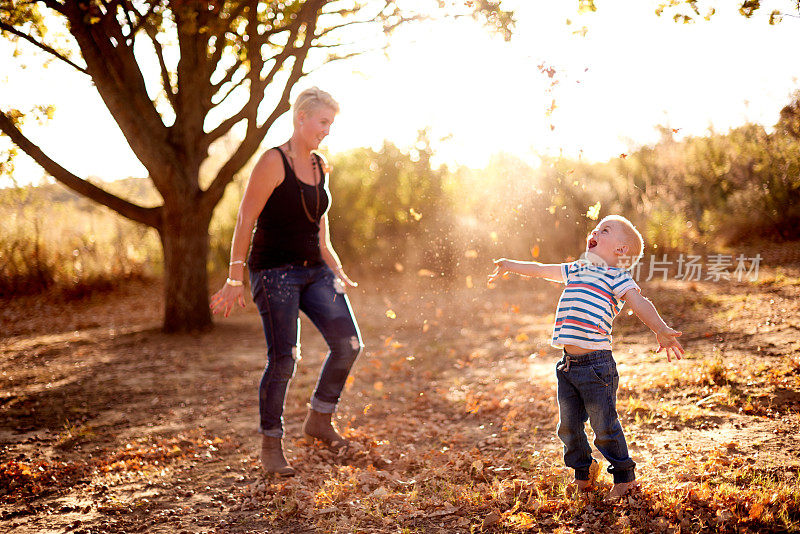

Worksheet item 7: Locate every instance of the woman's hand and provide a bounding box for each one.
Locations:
[210,282,246,318]
[337,270,358,288]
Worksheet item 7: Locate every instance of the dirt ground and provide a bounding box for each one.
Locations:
[2,252,800,533]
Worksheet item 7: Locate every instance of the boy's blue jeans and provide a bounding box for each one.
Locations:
[250,263,363,438]
[556,349,636,484]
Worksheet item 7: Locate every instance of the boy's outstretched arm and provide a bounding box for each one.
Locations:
[622,289,684,362]
[489,258,564,284]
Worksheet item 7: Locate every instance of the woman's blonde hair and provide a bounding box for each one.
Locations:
[293,87,339,125]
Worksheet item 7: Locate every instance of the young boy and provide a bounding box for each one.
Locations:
[488,215,684,499]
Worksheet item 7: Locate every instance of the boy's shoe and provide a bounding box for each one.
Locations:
[573,459,601,492]
[605,480,639,501]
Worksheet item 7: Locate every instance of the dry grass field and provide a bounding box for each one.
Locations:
[1,247,799,533]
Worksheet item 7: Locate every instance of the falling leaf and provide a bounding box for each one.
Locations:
[490,231,499,242]
[672,128,682,133]
[531,245,540,258]
[417,269,435,277]
[363,404,373,415]
[547,205,556,215]
[573,26,589,37]
[373,381,384,391]
[385,309,396,319]
[466,275,474,288]
[345,375,355,391]
[394,262,404,272]
[585,201,601,220]
[620,153,628,159]
[464,249,478,258]
[409,208,422,221]
[515,332,529,342]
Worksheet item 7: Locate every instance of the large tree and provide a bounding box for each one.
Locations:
[0,0,513,332]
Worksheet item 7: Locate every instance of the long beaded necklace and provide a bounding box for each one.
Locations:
[286,139,321,223]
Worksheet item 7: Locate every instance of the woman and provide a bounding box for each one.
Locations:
[210,87,363,476]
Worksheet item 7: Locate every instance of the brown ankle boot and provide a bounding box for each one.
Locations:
[260,436,295,476]
[302,408,348,451]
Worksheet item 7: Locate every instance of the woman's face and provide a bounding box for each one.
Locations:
[297,106,336,149]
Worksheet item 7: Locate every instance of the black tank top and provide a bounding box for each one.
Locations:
[248,148,331,270]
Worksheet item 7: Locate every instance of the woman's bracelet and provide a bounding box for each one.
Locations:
[225,278,244,287]
[229,260,246,266]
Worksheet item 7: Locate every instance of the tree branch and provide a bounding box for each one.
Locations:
[211,58,244,92]
[200,2,321,213]
[146,26,177,110]
[0,21,88,75]
[201,8,307,152]
[62,1,180,196]
[0,111,162,229]
[210,68,249,108]
[207,0,249,70]
[39,0,65,15]
[313,17,377,39]
[122,0,158,43]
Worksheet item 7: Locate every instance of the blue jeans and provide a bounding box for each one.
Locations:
[556,349,636,483]
[250,263,363,438]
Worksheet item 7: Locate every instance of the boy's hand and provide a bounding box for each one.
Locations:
[488,259,510,284]
[655,328,684,362]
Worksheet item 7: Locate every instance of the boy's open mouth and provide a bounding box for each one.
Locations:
[588,237,597,249]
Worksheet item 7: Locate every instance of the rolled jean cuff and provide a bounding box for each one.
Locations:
[310,397,337,414]
[613,469,636,484]
[259,426,283,438]
[574,468,591,481]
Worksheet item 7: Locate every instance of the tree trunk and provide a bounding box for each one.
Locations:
[159,206,213,333]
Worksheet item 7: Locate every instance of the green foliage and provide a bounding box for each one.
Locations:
[327,130,452,273]
[4,92,800,297]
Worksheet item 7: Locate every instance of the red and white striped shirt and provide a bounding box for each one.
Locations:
[551,259,640,351]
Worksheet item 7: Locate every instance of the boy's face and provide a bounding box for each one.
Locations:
[586,221,628,264]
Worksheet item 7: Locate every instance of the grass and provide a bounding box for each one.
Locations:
[55,420,96,449]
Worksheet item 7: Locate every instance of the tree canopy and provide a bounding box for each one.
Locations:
[0,0,513,331]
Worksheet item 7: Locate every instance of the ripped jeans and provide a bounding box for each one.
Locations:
[250,263,363,438]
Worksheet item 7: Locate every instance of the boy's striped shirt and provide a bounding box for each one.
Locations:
[550,258,640,351]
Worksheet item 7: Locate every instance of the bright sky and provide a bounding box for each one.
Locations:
[2,0,799,185]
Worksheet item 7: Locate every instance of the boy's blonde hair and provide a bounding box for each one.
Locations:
[600,215,644,269]
[293,87,339,125]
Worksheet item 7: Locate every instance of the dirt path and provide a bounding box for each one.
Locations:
[1,266,799,533]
